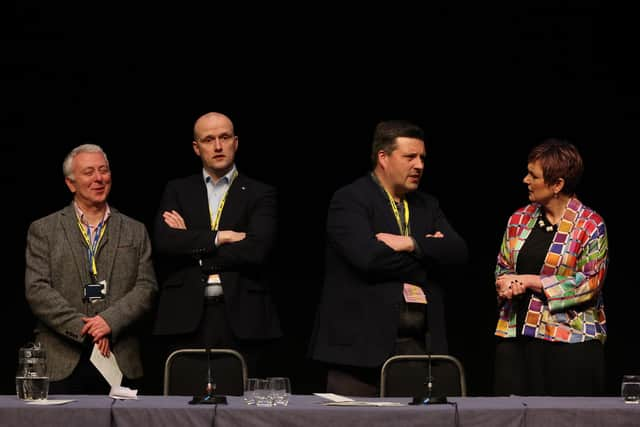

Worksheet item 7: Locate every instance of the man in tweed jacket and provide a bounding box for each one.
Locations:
[24,144,157,394]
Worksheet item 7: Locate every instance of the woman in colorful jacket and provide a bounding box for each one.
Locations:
[493,138,608,396]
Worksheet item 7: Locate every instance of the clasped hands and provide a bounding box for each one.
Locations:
[81,315,112,357]
[495,274,527,300]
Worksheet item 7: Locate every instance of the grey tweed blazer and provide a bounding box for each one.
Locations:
[25,203,157,381]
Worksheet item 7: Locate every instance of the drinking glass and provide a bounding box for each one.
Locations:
[16,343,48,401]
[254,379,273,407]
[621,375,640,403]
[268,377,291,406]
[243,377,258,405]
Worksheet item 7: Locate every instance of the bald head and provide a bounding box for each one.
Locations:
[193,112,234,141]
[192,112,239,180]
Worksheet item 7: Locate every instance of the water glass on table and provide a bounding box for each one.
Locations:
[268,377,291,406]
[621,375,640,403]
[254,379,273,407]
[243,377,259,405]
[16,343,49,401]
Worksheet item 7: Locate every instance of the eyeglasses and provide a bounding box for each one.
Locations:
[198,134,235,145]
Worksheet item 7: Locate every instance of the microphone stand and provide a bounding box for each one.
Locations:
[425,332,448,404]
[411,332,448,405]
[187,251,227,404]
[206,348,214,396]
[188,348,228,405]
[426,351,433,399]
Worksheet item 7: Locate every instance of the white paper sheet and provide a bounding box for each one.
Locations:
[90,345,123,387]
[109,385,138,400]
[323,401,405,407]
[314,393,404,407]
[313,393,355,402]
[25,399,75,405]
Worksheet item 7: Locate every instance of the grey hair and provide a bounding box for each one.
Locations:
[63,144,109,180]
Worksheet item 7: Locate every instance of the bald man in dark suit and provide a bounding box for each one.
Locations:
[153,112,281,377]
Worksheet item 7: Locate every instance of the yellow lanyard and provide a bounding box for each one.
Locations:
[383,189,410,236]
[76,217,107,280]
[209,170,238,231]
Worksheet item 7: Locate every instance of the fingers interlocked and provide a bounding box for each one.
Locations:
[496,276,525,300]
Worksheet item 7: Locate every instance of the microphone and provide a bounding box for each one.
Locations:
[206,348,214,395]
[189,348,227,405]
[425,332,448,404]
[410,331,448,405]
[426,349,433,399]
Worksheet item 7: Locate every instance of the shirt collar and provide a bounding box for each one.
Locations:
[203,165,237,185]
[73,202,111,227]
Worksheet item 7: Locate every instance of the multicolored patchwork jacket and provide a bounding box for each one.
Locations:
[495,198,608,343]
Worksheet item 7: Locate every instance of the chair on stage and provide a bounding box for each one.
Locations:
[163,348,248,396]
[379,354,467,397]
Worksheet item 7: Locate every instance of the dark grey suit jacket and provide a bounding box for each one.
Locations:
[152,173,281,340]
[25,203,158,381]
[310,175,468,367]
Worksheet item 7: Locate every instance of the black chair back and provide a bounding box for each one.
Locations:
[380,354,467,397]
[164,348,247,396]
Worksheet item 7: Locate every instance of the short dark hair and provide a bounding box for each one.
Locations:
[371,120,425,168]
[528,138,583,195]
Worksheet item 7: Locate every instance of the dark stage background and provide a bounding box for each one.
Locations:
[3,3,638,396]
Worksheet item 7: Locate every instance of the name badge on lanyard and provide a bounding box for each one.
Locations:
[76,216,108,303]
[403,283,427,304]
[84,279,107,303]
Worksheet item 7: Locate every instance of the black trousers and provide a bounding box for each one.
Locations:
[494,336,605,396]
[327,301,427,397]
[162,297,276,378]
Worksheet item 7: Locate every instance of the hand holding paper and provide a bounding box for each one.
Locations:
[90,344,122,388]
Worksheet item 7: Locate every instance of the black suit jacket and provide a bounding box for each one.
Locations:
[310,175,467,367]
[152,172,281,340]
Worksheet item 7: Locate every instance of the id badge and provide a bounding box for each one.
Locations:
[403,283,427,304]
[83,280,107,302]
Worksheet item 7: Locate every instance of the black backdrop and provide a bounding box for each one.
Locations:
[3,3,638,396]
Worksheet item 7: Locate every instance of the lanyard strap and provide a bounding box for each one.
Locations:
[76,218,107,280]
[209,170,238,231]
[371,173,410,236]
[384,189,410,236]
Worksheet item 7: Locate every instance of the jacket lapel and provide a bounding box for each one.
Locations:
[98,209,121,284]
[366,175,400,234]
[188,174,214,230]
[60,204,91,284]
